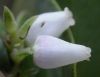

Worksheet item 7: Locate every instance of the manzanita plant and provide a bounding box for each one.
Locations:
[0,0,91,77]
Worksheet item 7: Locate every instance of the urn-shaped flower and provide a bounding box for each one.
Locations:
[27,7,75,44]
[33,35,91,69]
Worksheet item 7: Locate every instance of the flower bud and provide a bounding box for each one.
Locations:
[33,35,91,69]
[27,7,75,44]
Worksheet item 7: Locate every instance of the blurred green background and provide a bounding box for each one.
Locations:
[0,0,100,77]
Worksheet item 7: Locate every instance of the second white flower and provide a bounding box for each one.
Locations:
[33,35,91,69]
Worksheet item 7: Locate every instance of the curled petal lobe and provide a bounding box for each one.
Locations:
[27,7,75,44]
[33,35,91,69]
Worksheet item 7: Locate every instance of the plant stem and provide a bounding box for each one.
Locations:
[67,28,75,43]
[52,0,77,77]
[52,0,61,10]
[73,63,77,77]
[67,29,77,77]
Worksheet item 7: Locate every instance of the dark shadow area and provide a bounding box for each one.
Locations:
[0,0,13,17]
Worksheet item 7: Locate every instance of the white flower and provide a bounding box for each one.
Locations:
[27,7,75,44]
[33,35,91,69]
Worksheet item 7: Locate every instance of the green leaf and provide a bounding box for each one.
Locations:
[16,11,28,27]
[3,6,17,35]
[18,16,37,40]
[11,48,33,64]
